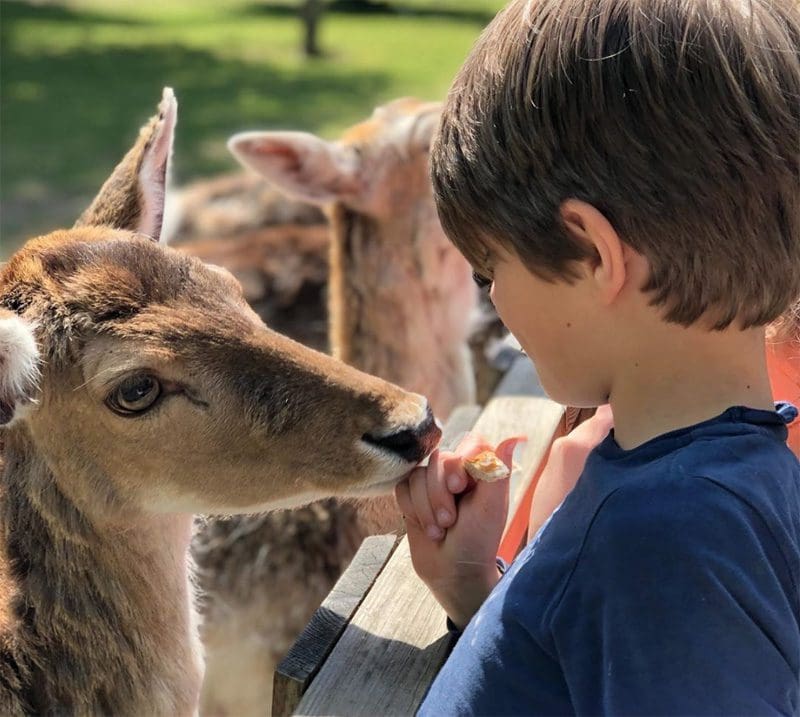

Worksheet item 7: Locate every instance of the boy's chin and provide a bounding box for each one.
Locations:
[539,374,607,409]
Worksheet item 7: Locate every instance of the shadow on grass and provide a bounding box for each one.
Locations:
[240,0,494,25]
[0,0,147,26]
[0,5,390,250]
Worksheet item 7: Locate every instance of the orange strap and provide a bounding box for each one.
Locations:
[767,342,800,459]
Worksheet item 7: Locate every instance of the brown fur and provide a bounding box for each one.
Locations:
[75,111,164,235]
[196,99,483,716]
[175,225,330,351]
[0,92,439,715]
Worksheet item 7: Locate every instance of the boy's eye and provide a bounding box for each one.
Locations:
[472,271,492,289]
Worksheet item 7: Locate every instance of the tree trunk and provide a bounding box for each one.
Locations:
[300,0,323,57]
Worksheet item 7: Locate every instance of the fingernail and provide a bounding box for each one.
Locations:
[427,525,444,541]
[447,474,462,492]
[437,508,453,527]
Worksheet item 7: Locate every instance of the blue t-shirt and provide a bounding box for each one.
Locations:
[419,404,800,716]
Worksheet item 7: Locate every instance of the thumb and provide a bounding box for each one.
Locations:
[467,464,511,527]
[464,436,524,524]
[495,435,527,469]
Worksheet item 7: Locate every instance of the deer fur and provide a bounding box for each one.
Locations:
[0,90,441,716]
[166,174,329,345]
[188,99,477,716]
[0,312,39,426]
[229,99,477,421]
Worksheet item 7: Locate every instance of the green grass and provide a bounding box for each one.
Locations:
[0,0,503,256]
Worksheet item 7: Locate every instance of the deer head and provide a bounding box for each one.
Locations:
[227,98,442,219]
[226,98,479,418]
[0,89,440,521]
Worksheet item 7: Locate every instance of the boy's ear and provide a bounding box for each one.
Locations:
[227,131,361,206]
[75,87,177,243]
[559,200,628,303]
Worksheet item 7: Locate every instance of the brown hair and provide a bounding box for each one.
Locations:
[432,0,800,329]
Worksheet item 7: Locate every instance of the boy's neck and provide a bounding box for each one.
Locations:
[608,323,774,450]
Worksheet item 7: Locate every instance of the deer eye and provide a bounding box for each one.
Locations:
[472,271,492,289]
[107,374,162,416]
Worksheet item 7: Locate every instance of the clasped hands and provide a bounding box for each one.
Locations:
[394,405,614,629]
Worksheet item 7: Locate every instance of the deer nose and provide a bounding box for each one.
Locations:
[363,406,441,463]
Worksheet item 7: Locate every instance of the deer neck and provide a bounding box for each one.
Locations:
[0,426,203,716]
[328,203,475,419]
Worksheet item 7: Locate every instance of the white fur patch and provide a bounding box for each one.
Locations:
[0,313,40,424]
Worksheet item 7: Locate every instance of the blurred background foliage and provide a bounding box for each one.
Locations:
[0,0,503,256]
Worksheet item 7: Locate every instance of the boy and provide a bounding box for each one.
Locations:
[396,0,800,714]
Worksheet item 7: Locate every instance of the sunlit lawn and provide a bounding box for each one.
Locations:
[0,0,503,255]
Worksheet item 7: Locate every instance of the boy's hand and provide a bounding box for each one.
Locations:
[528,404,614,539]
[395,432,524,629]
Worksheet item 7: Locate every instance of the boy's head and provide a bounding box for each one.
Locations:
[432,0,800,341]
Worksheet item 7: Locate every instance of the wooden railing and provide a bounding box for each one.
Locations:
[273,356,566,716]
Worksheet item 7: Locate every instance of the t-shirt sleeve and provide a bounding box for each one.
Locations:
[548,476,799,716]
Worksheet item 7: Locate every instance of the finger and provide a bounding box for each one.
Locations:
[468,463,511,527]
[426,452,457,528]
[595,404,613,419]
[495,435,527,469]
[394,473,419,527]
[455,431,492,456]
[445,434,496,494]
[444,435,521,495]
[564,406,614,453]
[442,453,471,494]
[592,404,615,433]
[409,462,444,541]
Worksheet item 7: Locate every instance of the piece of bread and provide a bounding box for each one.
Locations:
[463,450,510,483]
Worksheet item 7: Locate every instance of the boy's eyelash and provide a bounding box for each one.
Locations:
[472,271,493,289]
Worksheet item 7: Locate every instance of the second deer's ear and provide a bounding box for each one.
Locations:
[75,87,177,242]
[227,131,361,206]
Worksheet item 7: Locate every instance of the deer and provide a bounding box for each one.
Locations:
[167,103,508,394]
[189,98,494,716]
[0,89,441,716]
[165,174,330,350]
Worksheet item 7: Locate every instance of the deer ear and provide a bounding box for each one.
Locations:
[0,310,40,426]
[227,131,361,206]
[75,87,177,242]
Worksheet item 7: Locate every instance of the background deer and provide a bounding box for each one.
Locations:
[166,175,330,349]
[0,89,441,716]
[167,103,507,398]
[189,98,496,717]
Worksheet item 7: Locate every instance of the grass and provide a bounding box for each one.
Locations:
[0,0,503,257]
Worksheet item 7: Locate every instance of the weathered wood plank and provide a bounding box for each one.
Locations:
[294,390,563,717]
[294,539,454,717]
[272,404,483,716]
[272,534,399,717]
